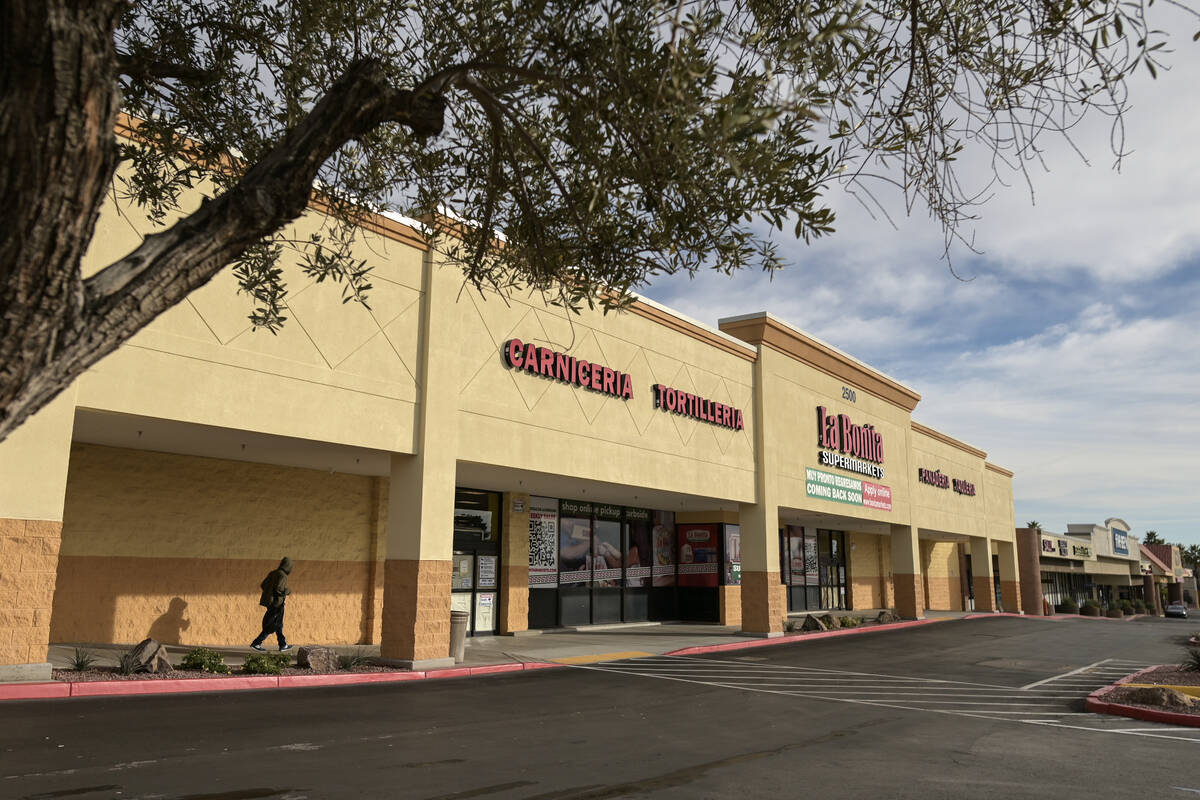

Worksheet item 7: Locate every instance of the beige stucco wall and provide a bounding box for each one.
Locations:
[984,466,1017,544]
[75,166,425,455]
[760,346,912,523]
[51,444,384,646]
[449,279,757,503]
[909,428,989,539]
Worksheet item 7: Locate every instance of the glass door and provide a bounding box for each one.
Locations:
[452,488,502,635]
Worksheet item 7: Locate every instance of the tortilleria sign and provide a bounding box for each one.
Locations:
[652,384,744,430]
[503,339,633,399]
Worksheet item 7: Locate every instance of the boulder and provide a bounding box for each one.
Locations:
[1114,686,1196,711]
[876,610,900,625]
[800,615,828,632]
[818,613,840,630]
[297,646,339,673]
[128,638,172,673]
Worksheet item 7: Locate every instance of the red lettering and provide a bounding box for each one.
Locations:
[576,359,589,386]
[555,352,570,381]
[602,367,615,395]
[590,362,602,390]
[539,348,554,376]
[653,383,663,408]
[523,343,539,373]
[621,374,633,399]
[735,410,744,430]
[505,339,524,368]
[723,405,731,427]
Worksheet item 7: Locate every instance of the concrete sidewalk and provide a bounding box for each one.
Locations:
[3,615,983,700]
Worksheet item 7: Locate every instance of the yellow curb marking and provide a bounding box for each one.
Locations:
[552,651,654,665]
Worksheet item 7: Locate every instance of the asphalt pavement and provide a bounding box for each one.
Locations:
[2,615,1198,800]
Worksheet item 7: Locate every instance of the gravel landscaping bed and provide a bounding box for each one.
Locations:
[1125,665,1200,686]
[53,664,401,682]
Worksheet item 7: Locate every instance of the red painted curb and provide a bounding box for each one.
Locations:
[522,661,563,671]
[665,617,943,656]
[70,675,279,697]
[277,672,427,687]
[465,663,527,677]
[1083,665,1200,728]
[0,682,71,700]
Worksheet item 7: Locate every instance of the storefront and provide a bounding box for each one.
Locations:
[0,139,1021,679]
[1016,520,1143,613]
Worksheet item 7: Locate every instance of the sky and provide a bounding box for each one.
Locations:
[640,27,1200,548]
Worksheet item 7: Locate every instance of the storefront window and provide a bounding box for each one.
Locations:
[452,487,502,635]
[724,524,741,585]
[624,508,653,587]
[678,524,720,587]
[528,497,559,589]
[592,504,623,587]
[652,511,676,586]
[558,500,592,587]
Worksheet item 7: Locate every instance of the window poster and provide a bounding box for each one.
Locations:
[625,508,653,587]
[559,500,593,586]
[529,496,559,588]
[451,592,471,614]
[474,592,495,632]
[454,508,493,541]
[652,510,676,586]
[451,552,474,590]
[477,554,498,589]
[678,524,719,587]
[725,524,742,585]
[788,527,805,586]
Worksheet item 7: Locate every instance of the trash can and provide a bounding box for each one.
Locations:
[449,610,470,664]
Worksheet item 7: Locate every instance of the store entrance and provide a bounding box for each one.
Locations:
[451,488,502,636]
[780,526,848,611]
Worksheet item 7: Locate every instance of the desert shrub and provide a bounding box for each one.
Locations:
[1055,599,1078,614]
[1104,607,1123,618]
[115,650,142,675]
[180,647,231,674]
[839,616,863,628]
[338,649,372,670]
[1132,600,1146,613]
[1183,647,1200,672]
[69,648,97,671]
[243,652,291,675]
[783,619,798,633]
[1082,599,1100,609]
[1119,601,1134,615]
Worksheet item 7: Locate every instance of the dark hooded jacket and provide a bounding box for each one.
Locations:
[259,557,293,608]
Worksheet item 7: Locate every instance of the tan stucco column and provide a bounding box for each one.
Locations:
[379,252,460,669]
[499,492,530,634]
[1015,529,1044,615]
[970,536,996,612]
[738,501,785,635]
[995,539,1021,613]
[0,389,76,681]
[890,524,924,619]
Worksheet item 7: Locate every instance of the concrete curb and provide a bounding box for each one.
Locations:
[963,613,1150,622]
[0,613,1082,702]
[1084,665,1200,728]
[0,661,560,702]
[665,617,945,656]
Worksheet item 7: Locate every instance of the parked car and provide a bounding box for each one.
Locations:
[1165,602,1188,618]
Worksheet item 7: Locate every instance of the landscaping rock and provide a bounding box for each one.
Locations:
[1113,686,1197,711]
[297,646,339,673]
[800,615,828,632]
[127,638,172,673]
[876,610,899,625]
[818,613,839,630]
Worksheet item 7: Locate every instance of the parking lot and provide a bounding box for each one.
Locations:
[2,615,1198,799]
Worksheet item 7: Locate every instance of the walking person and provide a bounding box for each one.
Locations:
[251,557,293,652]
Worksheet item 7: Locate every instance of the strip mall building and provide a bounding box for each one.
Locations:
[0,169,1019,680]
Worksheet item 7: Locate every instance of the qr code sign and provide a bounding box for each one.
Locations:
[529,511,558,570]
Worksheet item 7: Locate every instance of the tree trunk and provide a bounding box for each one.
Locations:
[0,2,445,443]
[0,0,122,438]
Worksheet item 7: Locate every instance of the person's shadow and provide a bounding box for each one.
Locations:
[147,597,191,644]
